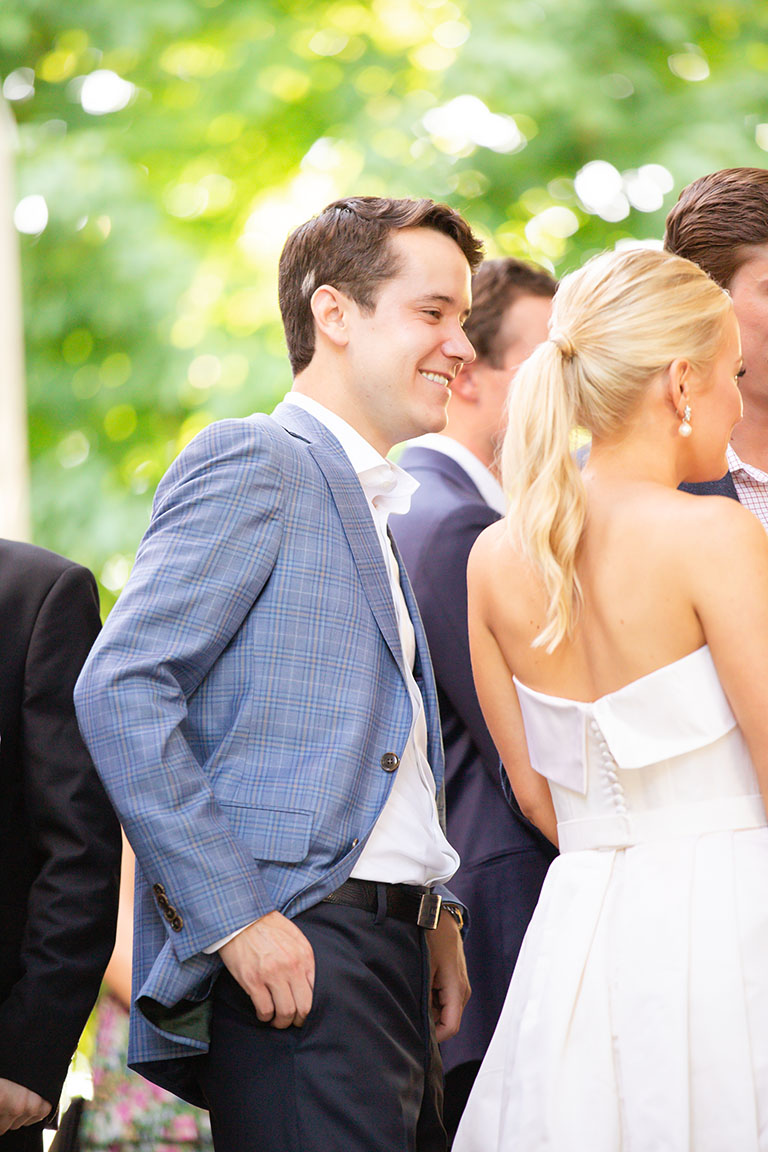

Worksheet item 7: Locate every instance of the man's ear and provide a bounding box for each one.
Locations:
[451,362,480,403]
[310,284,350,349]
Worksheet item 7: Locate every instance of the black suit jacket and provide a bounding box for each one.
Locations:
[392,447,556,1070]
[0,541,120,1124]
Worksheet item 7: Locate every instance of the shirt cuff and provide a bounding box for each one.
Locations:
[203,919,259,954]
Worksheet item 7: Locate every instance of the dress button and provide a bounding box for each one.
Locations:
[153,883,166,896]
[171,915,183,932]
[380,752,400,772]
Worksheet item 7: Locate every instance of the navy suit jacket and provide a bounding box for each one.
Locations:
[392,446,557,1071]
[679,470,739,499]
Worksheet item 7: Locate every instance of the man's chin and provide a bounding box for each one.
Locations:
[425,406,450,435]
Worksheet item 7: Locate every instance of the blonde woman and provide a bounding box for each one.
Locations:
[453,248,768,1151]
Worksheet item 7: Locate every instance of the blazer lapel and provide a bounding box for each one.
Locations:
[389,529,445,791]
[272,403,404,669]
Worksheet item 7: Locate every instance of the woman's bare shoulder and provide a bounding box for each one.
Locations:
[468,519,528,583]
[670,488,767,555]
[468,518,544,628]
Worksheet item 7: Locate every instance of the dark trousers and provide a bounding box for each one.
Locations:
[442,1062,481,1149]
[0,1125,44,1152]
[197,895,446,1152]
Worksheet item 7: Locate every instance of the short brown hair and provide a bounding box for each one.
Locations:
[278,196,484,375]
[466,258,557,368]
[664,167,768,287]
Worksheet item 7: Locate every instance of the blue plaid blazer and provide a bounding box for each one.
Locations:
[75,403,447,1102]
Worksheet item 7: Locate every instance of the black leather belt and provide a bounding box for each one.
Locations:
[322,877,443,930]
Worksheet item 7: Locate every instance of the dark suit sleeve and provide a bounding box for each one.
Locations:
[0,564,121,1106]
[412,502,502,785]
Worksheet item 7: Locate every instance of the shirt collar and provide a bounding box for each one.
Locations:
[404,432,507,515]
[727,443,768,483]
[283,391,419,515]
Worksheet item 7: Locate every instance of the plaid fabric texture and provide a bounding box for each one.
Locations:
[75,406,446,1089]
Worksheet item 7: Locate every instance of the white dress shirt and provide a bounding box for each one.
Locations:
[285,392,459,887]
[405,432,507,515]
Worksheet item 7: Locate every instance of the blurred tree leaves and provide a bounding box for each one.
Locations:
[2,0,768,606]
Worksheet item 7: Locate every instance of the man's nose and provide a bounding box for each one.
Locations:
[445,325,475,365]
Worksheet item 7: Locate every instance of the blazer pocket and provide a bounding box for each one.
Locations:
[219,801,313,863]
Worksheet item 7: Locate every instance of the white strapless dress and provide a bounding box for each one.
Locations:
[453,646,768,1151]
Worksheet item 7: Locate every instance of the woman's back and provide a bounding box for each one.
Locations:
[457,243,768,1152]
[475,479,735,704]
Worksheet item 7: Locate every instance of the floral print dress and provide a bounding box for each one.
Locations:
[78,994,213,1152]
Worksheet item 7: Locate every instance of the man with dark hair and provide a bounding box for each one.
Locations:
[665,168,768,525]
[0,540,120,1152]
[392,257,558,1140]
[75,197,482,1152]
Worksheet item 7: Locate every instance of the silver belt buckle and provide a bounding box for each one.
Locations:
[417,891,442,930]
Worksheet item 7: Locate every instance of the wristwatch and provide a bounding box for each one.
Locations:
[441,902,465,932]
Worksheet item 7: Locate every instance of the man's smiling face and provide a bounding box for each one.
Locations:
[343,227,475,454]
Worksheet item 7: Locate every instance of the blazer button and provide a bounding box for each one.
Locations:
[171,915,184,932]
[380,752,400,772]
[153,883,166,896]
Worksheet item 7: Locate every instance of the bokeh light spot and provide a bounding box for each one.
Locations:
[57,431,90,469]
[165,182,209,219]
[62,328,94,366]
[71,366,100,400]
[14,195,48,236]
[207,113,245,144]
[38,50,78,84]
[101,554,133,593]
[104,404,138,441]
[188,354,222,390]
[601,73,634,99]
[100,353,132,389]
[668,51,709,82]
[3,68,34,102]
[423,95,524,155]
[309,29,350,56]
[432,20,469,49]
[78,70,136,115]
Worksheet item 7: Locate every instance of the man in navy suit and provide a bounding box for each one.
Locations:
[665,168,768,524]
[76,198,484,1152]
[392,258,558,1140]
[0,541,120,1151]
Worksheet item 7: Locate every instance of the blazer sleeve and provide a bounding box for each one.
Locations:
[0,563,121,1106]
[75,419,288,962]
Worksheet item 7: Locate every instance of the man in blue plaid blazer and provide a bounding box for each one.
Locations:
[75,197,483,1151]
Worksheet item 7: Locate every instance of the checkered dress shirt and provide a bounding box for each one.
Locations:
[727,444,768,532]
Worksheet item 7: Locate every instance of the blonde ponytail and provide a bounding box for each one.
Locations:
[501,246,733,653]
[502,339,585,652]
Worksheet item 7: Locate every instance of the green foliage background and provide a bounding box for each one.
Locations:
[2,0,768,609]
